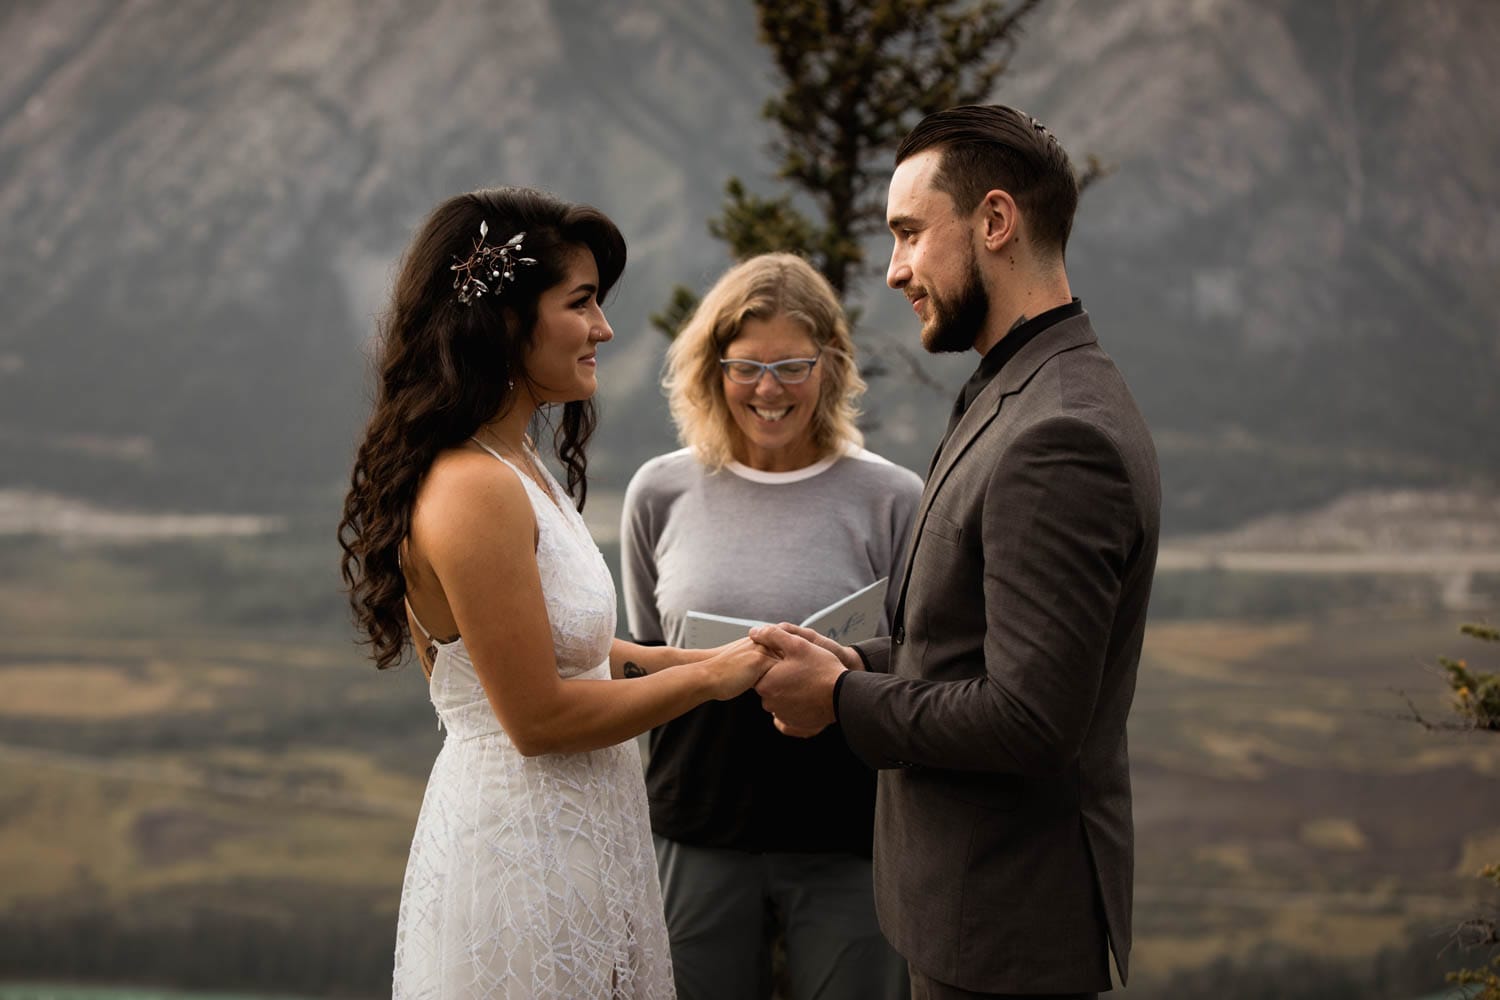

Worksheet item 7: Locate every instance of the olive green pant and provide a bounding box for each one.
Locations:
[655,836,909,1000]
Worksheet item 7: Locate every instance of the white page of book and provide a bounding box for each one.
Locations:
[681,577,888,650]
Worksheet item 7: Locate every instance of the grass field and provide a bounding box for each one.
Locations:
[0,532,1495,997]
[1130,610,1500,986]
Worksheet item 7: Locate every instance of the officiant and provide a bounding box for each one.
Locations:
[620,252,922,1000]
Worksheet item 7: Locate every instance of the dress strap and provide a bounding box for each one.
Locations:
[469,434,509,464]
[404,595,435,643]
[398,546,446,644]
[469,435,562,511]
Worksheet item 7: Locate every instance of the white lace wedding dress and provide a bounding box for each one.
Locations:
[393,442,675,999]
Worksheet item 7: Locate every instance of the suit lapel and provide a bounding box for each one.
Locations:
[889,316,1099,636]
[919,314,1098,519]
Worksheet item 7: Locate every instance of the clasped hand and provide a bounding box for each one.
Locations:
[747,623,854,739]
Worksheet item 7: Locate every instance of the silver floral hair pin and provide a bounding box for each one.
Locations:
[451,221,537,305]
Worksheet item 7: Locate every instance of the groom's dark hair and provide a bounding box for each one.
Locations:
[896,104,1079,258]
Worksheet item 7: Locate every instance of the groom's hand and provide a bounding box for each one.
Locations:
[775,623,863,672]
[751,624,846,738]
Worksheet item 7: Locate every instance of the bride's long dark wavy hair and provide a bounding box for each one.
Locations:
[338,187,626,670]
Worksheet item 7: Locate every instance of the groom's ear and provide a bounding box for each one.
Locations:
[978,189,1019,252]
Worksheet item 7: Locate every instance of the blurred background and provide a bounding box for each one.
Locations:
[1,0,1497,997]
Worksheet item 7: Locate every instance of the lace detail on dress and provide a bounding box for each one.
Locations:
[392,450,674,999]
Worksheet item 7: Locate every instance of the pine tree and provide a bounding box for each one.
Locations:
[653,0,1108,339]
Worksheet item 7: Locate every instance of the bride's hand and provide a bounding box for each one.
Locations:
[696,634,756,660]
[704,637,778,701]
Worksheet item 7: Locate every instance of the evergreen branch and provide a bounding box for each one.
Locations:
[1462,623,1500,642]
[1078,153,1118,195]
[650,286,700,340]
[659,0,1084,369]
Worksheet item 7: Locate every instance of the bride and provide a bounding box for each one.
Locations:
[338,186,773,998]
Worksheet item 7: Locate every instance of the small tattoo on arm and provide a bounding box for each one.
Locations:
[623,661,646,679]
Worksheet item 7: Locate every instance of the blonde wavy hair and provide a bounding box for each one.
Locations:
[664,253,866,470]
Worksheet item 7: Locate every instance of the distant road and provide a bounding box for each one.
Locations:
[1156,548,1500,574]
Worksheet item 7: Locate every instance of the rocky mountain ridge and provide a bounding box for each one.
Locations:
[1,0,1495,533]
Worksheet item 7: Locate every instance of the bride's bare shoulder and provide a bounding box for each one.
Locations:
[413,446,534,547]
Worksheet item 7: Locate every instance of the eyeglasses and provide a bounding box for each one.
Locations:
[718,351,821,385]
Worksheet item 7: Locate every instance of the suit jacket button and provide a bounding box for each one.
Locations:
[894,625,905,645]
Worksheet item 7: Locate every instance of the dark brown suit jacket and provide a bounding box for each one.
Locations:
[844,313,1160,994]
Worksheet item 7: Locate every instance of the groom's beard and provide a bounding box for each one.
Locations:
[921,248,990,355]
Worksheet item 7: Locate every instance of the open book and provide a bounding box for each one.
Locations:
[682,577,888,650]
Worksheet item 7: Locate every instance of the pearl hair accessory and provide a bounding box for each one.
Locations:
[451,221,537,305]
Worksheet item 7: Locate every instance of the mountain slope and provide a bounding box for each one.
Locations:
[0,0,1494,531]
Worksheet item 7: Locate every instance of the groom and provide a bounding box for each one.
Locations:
[753,105,1160,999]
